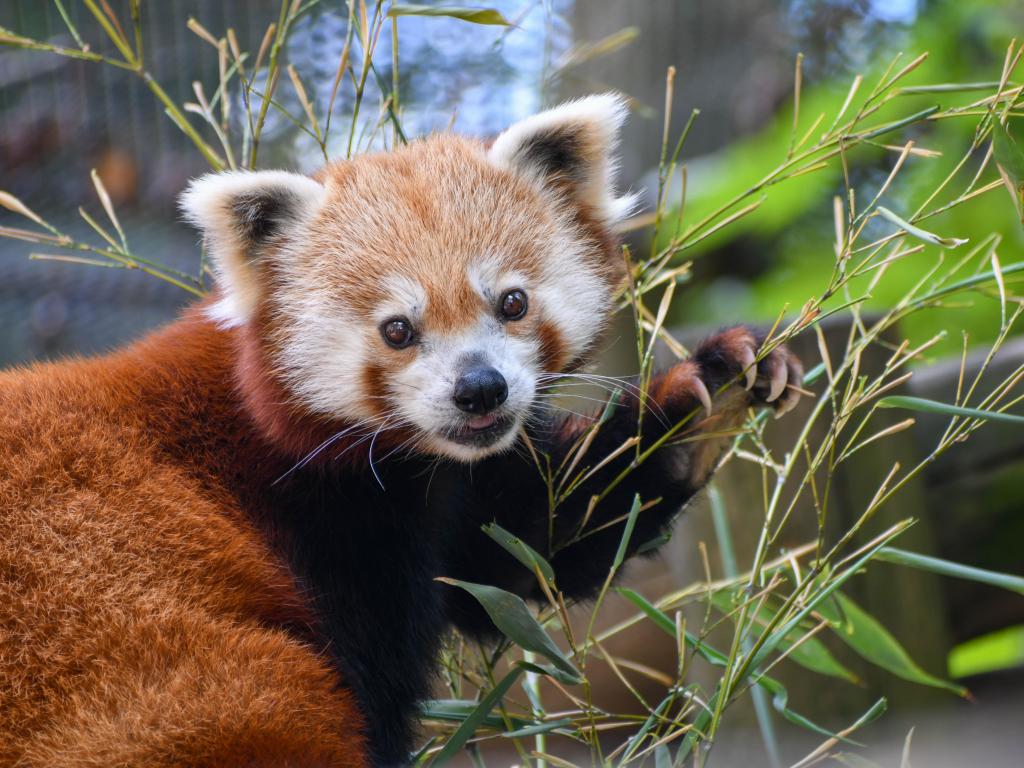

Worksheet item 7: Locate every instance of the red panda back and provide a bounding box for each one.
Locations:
[0,312,367,767]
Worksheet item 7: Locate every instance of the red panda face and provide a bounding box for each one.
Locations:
[182,95,637,461]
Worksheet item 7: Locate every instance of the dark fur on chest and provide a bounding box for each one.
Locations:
[260,461,454,766]
[253,432,692,765]
[236,327,800,766]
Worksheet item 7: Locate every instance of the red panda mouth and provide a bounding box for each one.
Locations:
[466,413,498,430]
[445,412,515,447]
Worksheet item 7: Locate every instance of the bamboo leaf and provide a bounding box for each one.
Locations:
[613,494,643,570]
[387,4,511,25]
[910,260,1024,307]
[876,206,967,248]
[755,673,868,742]
[992,119,1024,224]
[437,578,581,683]
[877,395,1024,425]
[876,547,1024,596]
[481,522,555,586]
[817,593,967,697]
[619,693,674,762]
[992,119,1024,183]
[421,698,529,730]
[431,666,524,763]
[502,717,573,738]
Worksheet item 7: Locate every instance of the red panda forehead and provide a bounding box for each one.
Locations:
[303,136,566,317]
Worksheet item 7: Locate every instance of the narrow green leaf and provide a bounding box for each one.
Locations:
[948,625,1024,678]
[517,658,578,683]
[502,717,573,738]
[899,81,1005,94]
[755,673,864,743]
[431,666,524,764]
[910,260,1024,306]
[598,387,624,424]
[437,578,581,683]
[877,395,1024,425]
[818,593,967,697]
[636,532,671,555]
[387,4,511,25]
[421,698,529,730]
[748,523,912,673]
[654,745,672,768]
[992,119,1024,183]
[620,693,674,762]
[858,105,939,141]
[993,119,1024,223]
[617,587,727,666]
[803,361,827,385]
[481,522,555,585]
[876,206,967,248]
[876,547,1024,596]
[613,494,643,570]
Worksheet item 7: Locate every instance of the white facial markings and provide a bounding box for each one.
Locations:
[272,276,372,424]
[467,257,529,307]
[375,274,428,325]
[532,211,614,369]
[349,236,610,461]
[389,317,537,460]
[264,216,612,462]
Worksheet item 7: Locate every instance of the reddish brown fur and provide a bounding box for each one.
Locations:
[0,310,367,767]
[302,135,619,318]
[531,321,562,373]
[0,106,637,765]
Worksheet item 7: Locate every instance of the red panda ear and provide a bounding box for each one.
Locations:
[180,170,325,327]
[487,93,639,224]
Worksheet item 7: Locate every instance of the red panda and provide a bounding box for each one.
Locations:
[0,95,802,767]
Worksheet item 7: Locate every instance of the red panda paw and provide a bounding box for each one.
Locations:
[648,360,714,420]
[693,327,805,418]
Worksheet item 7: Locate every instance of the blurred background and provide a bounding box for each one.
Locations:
[1,1,1022,765]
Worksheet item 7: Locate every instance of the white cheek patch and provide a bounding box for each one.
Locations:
[534,221,614,367]
[274,273,431,426]
[272,283,373,424]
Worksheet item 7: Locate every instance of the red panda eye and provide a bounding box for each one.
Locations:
[499,289,528,321]
[381,318,415,349]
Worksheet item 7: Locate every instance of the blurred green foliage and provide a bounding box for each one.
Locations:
[661,0,1024,359]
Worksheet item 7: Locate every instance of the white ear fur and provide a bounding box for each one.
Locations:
[180,170,325,328]
[487,93,639,223]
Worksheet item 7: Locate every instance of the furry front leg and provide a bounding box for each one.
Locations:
[443,327,803,636]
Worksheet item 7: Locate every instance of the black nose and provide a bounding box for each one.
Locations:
[453,366,508,414]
